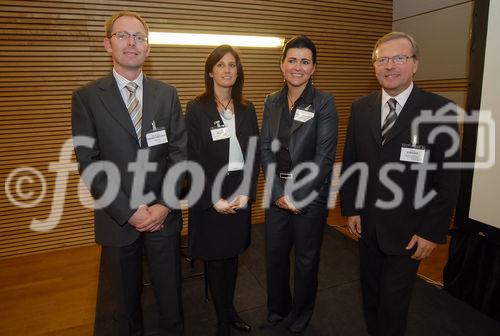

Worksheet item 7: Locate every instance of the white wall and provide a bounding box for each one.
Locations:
[393,0,474,107]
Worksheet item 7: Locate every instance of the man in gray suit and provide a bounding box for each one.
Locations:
[72,11,186,335]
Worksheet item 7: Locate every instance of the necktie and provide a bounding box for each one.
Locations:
[125,82,142,144]
[381,98,397,145]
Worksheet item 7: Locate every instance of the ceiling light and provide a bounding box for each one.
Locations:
[149,32,284,48]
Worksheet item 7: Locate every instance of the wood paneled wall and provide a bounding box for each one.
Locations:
[0,0,391,258]
[414,78,468,92]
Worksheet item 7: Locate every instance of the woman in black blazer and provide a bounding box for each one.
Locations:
[185,45,259,336]
[260,36,338,333]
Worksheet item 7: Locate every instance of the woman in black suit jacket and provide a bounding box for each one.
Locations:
[260,36,337,333]
[185,45,259,336]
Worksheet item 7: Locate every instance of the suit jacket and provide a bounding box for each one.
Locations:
[72,74,187,247]
[185,98,260,209]
[260,82,338,207]
[340,85,460,254]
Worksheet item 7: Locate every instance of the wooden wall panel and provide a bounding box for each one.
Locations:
[0,0,391,258]
[414,78,468,92]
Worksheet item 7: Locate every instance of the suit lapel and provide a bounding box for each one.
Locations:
[206,98,229,158]
[141,76,159,137]
[98,75,137,140]
[234,102,243,135]
[270,99,282,139]
[368,91,383,147]
[207,98,224,126]
[290,82,315,135]
[290,117,303,135]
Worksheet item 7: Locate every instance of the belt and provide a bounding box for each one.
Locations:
[279,172,294,179]
[226,169,244,176]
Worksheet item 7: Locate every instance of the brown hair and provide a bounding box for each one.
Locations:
[196,44,248,108]
[104,11,149,37]
[372,31,419,61]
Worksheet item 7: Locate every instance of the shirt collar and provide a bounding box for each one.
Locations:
[381,82,413,109]
[281,79,315,106]
[113,68,143,90]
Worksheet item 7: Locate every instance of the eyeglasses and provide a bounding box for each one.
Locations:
[373,54,416,66]
[110,32,148,43]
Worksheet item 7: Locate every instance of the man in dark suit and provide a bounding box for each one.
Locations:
[72,11,186,335]
[340,32,460,336]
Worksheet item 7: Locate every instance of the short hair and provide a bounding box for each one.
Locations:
[281,35,317,64]
[372,31,419,61]
[197,44,247,108]
[104,11,149,37]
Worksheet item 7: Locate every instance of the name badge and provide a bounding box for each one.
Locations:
[400,144,426,163]
[146,127,168,147]
[294,106,314,123]
[210,126,230,141]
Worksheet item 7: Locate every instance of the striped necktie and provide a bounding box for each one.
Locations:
[381,98,397,145]
[125,82,142,144]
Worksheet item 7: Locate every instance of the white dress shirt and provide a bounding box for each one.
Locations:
[222,115,244,171]
[113,68,144,108]
[380,82,413,127]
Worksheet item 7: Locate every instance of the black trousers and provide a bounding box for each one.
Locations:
[99,232,184,336]
[359,234,420,336]
[265,203,327,330]
[206,257,239,324]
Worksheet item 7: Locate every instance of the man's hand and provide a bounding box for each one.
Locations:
[275,196,300,214]
[229,195,249,210]
[406,234,437,260]
[214,199,237,214]
[128,205,151,231]
[128,204,170,232]
[347,215,362,238]
[143,204,170,232]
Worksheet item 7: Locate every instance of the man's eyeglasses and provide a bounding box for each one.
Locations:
[373,54,416,66]
[110,32,148,43]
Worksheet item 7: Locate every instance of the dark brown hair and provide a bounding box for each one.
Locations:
[196,44,247,107]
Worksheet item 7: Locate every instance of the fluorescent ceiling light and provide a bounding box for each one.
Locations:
[149,32,284,48]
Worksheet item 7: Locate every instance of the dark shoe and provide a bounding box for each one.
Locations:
[267,313,284,326]
[287,322,308,334]
[217,322,231,336]
[230,316,251,332]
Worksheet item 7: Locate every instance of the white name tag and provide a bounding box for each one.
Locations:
[146,128,168,147]
[294,108,315,123]
[210,126,230,141]
[400,144,426,163]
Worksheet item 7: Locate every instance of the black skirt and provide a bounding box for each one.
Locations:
[188,170,251,260]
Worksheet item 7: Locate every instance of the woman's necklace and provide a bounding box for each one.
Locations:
[287,93,297,110]
[215,96,233,120]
